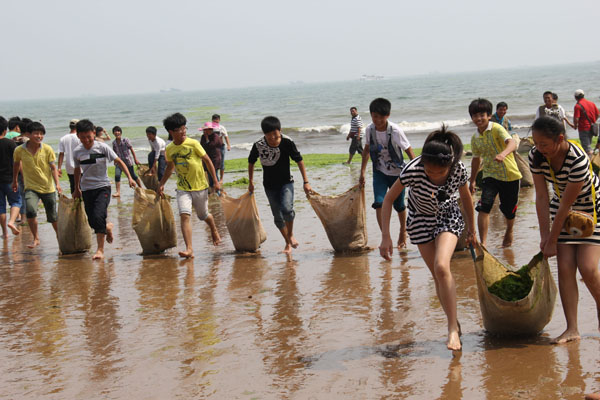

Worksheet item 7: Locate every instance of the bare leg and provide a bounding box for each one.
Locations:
[375,207,383,231]
[219,168,224,183]
[278,225,293,253]
[179,213,194,258]
[477,212,489,247]
[418,232,461,351]
[105,222,114,244]
[502,217,515,247]
[7,206,21,235]
[203,214,221,245]
[112,181,121,198]
[397,209,407,248]
[136,177,142,187]
[345,154,353,164]
[552,244,581,344]
[0,213,7,238]
[26,217,40,248]
[576,244,600,335]
[585,393,600,400]
[93,233,105,260]
[286,219,298,249]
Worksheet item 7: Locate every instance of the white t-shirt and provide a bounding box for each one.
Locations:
[369,121,411,176]
[214,123,228,138]
[73,141,118,191]
[148,136,166,156]
[58,132,81,174]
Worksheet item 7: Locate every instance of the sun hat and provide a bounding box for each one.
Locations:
[70,119,79,124]
[199,122,215,131]
[574,89,585,97]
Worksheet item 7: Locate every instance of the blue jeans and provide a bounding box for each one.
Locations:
[115,164,138,182]
[264,182,295,229]
[579,130,594,154]
[372,169,406,212]
[148,151,166,181]
[0,183,22,214]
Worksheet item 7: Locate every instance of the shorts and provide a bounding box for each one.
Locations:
[264,182,295,229]
[176,189,209,220]
[349,137,363,155]
[0,183,22,214]
[476,177,519,219]
[579,130,594,154]
[24,189,57,222]
[372,169,406,212]
[115,164,138,183]
[82,186,111,234]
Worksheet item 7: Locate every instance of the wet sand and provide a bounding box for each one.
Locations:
[1,163,600,399]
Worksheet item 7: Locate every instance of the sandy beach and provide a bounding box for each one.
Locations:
[1,161,600,399]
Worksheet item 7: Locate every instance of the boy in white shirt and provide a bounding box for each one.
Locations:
[146,126,166,180]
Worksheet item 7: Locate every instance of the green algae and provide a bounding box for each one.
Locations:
[488,265,533,302]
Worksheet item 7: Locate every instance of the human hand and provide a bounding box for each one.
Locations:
[379,235,394,260]
[12,181,18,193]
[213,180,221,192]
[58,169,63,177]
[542,238,557,259]
[469,180,476,194]
[303,182,312,196]
[227,146,231,151]
[248,181,254,193]
[359,174,365,188]
[73,188,82,198]
[466,230,477,246]
[128,178,136,188]
[494,153,506,163]
[56,185,62,195]
[157,185,164,198]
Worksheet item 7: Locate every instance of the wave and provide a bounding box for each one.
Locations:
[232,142,254,151]
[396,119,472,132]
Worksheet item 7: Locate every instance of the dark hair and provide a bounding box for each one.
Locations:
[8,117,21,131]
[369,98,391,116]
[20,118,33,133]
[28,121,46,135]
[468,98,493,117]
[543,90,553,97]
[496,101,508,110]
[76,119,95,134]
[421,124,463,170]
[163,113,187,132]
[530,116,566,167]
[350,106,357,111]
[212,114,220,121]
[95,126,104,135]
[146,126,157,135]
[0,116,7,134]
[69,121,77,130]
[261,116,281,134]
[552,93,558,101]
[112,125,122,133]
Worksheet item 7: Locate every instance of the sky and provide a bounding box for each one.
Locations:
[2,0,600,101]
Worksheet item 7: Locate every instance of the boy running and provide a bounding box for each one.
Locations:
[111,126,142,197]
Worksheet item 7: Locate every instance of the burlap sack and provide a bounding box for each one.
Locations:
[514,152,533,187]
[219,191,266,252]
[517,136,534,154]
[132,187,177,254]
[138,165,159,192]
[591,153,600,174]
[57,194,92,254]
[472,244,557,336]
[307,185,368,252]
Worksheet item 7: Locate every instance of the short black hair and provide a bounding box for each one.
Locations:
[28,121,46,135]
[261,116,281,134]
[552,93,558,101]
[0,116,7,134]
[112,125,122,133]
[20,118,33,133]
[8,117,21,131]
[496,101,508,110]
[543,91,553,97]
[95,126,104,135]
[146,126,157,135]
[163,113,187,132]
[212,114,220,121]
[69,121,77,130]
[350,106,357,111]
[468,98,493,116]
[76,119,95,134]
[369,98,391,116]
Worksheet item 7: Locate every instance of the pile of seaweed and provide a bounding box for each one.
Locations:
[488,265,533,301]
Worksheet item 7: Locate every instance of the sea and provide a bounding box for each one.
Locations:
[2,61,599,160]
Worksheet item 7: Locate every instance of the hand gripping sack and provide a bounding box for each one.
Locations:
[57,194,93,254]
[219,191,267,252]
[132,187,177,254]
[137,164,159,192]
[307,185,368,252]
[514,152,533,187]
[472,244,557,336]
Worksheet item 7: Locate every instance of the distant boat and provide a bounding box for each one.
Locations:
[360,74,384,81]
[160,88,182,93]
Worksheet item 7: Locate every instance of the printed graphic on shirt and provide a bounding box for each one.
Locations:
[79,153,107,165]
[170,147,194,190]
[255,138,280,166]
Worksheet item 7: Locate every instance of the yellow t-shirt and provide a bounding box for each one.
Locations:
[165,138,209,191]
[13,143,56,194]
[471,122,522,182]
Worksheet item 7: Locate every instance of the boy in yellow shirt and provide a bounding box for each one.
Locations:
[157,113,221,258]
[12,121,62,248]
[468,98,521,247]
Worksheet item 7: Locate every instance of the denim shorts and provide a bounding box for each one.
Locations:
[264,182,295,229]
[114,164,138,182]
[0,183,22,214]
[372,169,406,212]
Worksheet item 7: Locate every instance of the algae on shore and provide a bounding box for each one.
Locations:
[487,265,533,302]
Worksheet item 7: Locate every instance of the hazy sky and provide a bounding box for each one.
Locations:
[3,0,599,101]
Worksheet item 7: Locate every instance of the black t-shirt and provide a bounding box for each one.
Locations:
[248,135,303,189]
[0,138,17,184]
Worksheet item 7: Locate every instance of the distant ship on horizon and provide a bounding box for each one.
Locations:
[360,74,384,81]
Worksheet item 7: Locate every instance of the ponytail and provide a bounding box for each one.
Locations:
[421,124,463,170]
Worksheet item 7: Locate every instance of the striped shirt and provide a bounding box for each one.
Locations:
[112,137,134,166]
[529,142,600,244]
[350,115,364,139]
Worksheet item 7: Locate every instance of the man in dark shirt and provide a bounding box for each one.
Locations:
[199,122,223,189]
[248,116,312,254]
[0,116,22,237]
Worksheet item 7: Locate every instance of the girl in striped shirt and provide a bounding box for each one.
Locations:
[529,116,600,344]
[379,126,476,351]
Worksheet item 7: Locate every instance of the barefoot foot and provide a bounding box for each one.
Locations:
[106,223,114,244]
[210,229,221,246]
[283,243,293,254]
[112,193,120,198]
[27,239,40,249]
[551,329,580,344]
[289,236,299,249]
[447,330,462,351]
[92,249,105,260]
[178,249,195,258]
[585,393,600,400]
[502,231,513,248]
[7,222,20,235]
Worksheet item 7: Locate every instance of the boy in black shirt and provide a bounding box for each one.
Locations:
[248,116,312,253]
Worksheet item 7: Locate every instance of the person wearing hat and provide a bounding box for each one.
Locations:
[573,89,600,157]
[199,122,223,189]
[58,119,82,194]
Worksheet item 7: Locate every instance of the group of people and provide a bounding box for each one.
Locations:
[1,91,600,358]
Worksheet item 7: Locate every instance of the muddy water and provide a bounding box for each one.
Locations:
[1,164,600,399]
